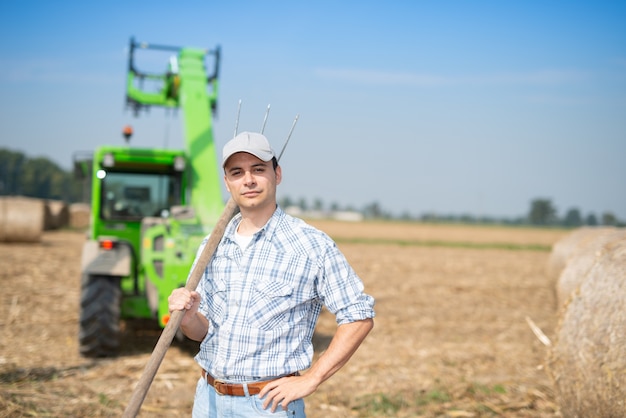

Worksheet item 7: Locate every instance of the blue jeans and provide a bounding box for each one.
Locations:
[192,377,306,417]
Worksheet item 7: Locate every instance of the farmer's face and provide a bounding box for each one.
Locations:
[223,152,281,212]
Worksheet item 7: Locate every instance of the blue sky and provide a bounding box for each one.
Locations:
[1,1,625,220]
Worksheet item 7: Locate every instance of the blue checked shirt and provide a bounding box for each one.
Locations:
[191,206,375,382]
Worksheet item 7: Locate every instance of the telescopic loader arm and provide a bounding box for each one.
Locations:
[125,37,224,227]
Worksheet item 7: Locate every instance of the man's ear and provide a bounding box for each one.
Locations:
[275,165,282,185]
[224,175,231,193]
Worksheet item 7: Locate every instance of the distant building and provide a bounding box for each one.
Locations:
[331,211,364,222]
[284,206,364,222]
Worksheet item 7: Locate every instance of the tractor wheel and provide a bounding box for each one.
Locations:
[79,274,121,357]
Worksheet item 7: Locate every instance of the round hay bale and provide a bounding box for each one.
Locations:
[44,200,70,230]
[548,238,626,417]
[0,196,45,243]
[69,203,91,229]
[556,229,626,308]
[546,226,615,280]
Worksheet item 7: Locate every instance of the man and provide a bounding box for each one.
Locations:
[168,131,375,417]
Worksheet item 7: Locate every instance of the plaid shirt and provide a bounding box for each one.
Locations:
[191,206,375,382]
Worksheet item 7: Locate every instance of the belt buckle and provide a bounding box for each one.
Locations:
[213,379,226,396]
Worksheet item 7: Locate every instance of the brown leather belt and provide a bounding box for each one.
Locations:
[201,369,297,396]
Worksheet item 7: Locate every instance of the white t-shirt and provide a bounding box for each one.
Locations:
[234,230,253,251]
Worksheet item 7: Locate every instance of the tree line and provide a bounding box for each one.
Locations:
[0,148,82,202]
[1,148,623,227]
[278,195,623,227]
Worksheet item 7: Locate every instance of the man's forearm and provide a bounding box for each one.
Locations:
[259,318,374,412]
[306,318,374,386]
[181,312,209,342]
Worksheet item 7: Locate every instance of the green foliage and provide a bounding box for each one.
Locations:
[97,392,119,408]
[467,382,507,395]
[585,213,598,226]
[352,383,514,416]
[528,198,558,225]
[602,212,618,226]
[563,207,583,227]
[415,388,452,405]
[0,148,83,202]
[354,393,408,416]
[0,148,26,195]
[354,388,452,416]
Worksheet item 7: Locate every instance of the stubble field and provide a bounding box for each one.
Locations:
[0,220,569,417]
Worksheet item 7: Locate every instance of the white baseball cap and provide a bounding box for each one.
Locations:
[222,131,276,167]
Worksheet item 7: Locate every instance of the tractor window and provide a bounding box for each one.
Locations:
[100,172,181,221]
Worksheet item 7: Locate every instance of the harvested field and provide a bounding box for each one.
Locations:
[0,221,569,417]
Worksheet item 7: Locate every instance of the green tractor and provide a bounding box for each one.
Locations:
[74,38,225,357]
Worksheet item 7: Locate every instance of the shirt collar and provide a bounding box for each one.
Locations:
[224,205,285,241]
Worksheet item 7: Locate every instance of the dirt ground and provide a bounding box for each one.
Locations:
[0,221,569,417]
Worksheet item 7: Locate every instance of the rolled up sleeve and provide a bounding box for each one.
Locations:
[318,243,376,325]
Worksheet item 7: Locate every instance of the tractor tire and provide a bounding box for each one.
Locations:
[79,275,121,357]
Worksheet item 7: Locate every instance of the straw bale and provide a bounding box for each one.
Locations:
[546,226,615,280]
[0,196,44,242]
[69,203,91,229]
[556,228,626,307]
[548,238,626,418]
[44,200,70,230]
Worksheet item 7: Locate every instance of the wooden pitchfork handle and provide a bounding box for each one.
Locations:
[123,112,299,416]
[122,198,238,417]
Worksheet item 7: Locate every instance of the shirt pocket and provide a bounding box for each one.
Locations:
[205,277,228,326]
[249,279,295,331]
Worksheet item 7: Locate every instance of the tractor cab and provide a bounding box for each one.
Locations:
[75,37,223,358]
